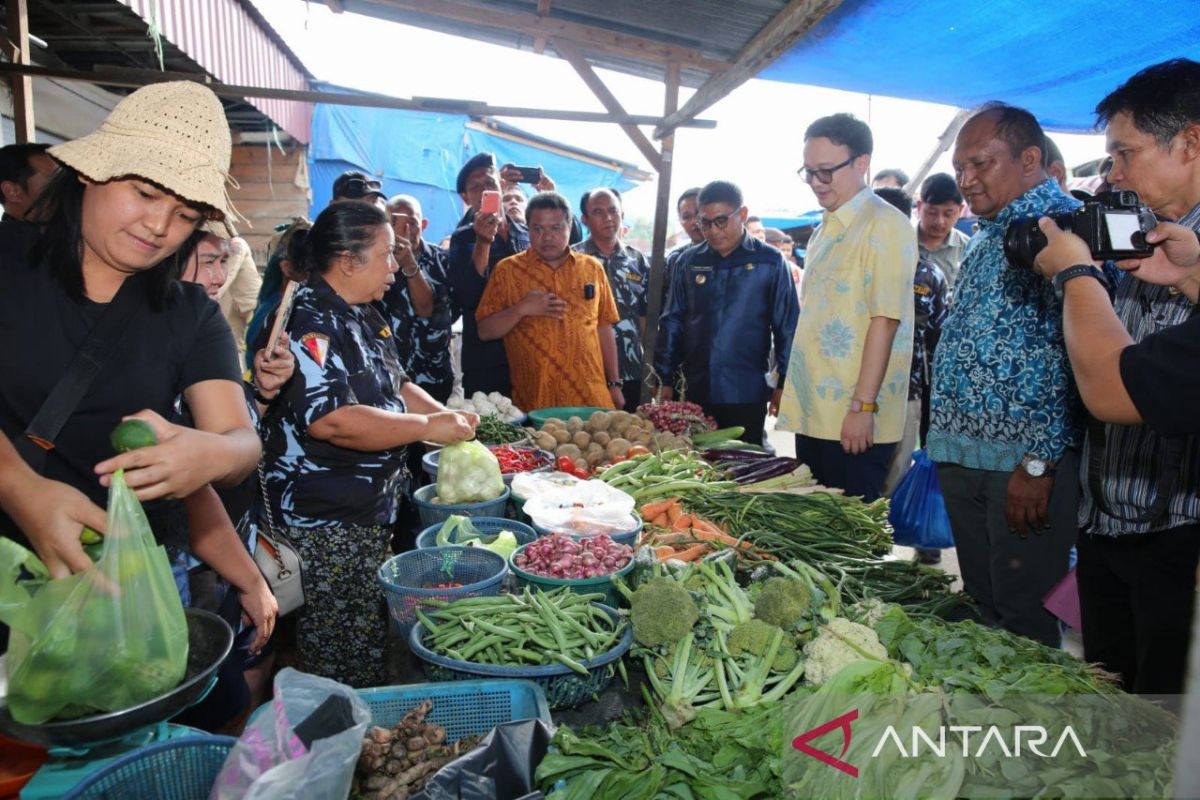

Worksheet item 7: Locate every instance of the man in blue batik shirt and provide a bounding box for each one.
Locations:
[655,180,799,446]
[928,103,1103,648]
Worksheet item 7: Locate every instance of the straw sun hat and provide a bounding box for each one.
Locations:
[49,81,243,235]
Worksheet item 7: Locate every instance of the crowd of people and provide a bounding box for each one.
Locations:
[0,56,1199,734]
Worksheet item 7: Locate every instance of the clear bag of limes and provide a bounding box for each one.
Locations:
[0,470,188,724]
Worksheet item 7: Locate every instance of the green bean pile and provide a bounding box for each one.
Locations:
[475,414,529,445]
[416,587,624,675]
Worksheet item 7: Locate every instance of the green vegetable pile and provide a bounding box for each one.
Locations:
[474,414,529,445]
[599,451,735,503]
[416,587,624,676]
[432,515,520,559]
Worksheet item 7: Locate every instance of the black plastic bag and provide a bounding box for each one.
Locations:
[414,719,554,800]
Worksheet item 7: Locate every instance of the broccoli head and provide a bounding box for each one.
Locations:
[727,619,778,657]
[753,577,811,630]
[772,638,800,672]
[630,577,700,647]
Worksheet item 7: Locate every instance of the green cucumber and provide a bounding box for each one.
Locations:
[691,426,745,446]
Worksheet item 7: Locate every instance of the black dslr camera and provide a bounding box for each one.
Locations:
[1004,190,1157,270]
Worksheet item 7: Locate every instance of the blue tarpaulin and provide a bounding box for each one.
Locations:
[309,101,642,243]
[761,0,1200,132]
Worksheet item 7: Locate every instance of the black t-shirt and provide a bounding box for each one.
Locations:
[1119,311,1200,438]
[0,250,242,552]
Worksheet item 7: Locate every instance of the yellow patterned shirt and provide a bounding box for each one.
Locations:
[776,188,916,443]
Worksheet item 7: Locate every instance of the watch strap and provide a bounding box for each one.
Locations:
[850,399,878,413]
[1053,264,1106,301]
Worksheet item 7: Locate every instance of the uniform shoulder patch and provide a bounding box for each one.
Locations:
[301,332,330,367]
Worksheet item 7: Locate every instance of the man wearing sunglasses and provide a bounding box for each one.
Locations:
[655,180,799,447]
[776,113,916,503]
[331,169,388,212]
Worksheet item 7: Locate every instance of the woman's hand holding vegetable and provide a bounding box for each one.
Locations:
[2,469,105,578]
[425,411,476,444]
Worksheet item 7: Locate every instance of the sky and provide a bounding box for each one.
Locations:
[253,0,1107,224]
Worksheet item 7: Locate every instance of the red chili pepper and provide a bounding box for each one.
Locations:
[492,445,544,474]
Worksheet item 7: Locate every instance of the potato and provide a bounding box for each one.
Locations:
[634,429,653,446]
[552,428,571,445]
[534,431,557,451]
[572,430,592,449]
[585,442,606,468]
[555,443,583,462]
[587,411,612,432]
[592,430,611,447]
[606,438,632,459]
[567,416,583,434]
[653,431,674,448]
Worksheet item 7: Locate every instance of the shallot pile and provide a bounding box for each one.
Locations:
[636,401,716,436]
[514,534,632,580]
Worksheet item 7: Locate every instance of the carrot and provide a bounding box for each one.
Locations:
[666,503,685,525]
[672,514,695,531]
[689,527,751,549]
[639,498,678,520]
[650,512,670,528]
[651,532,695,546]
[654,545,677,561]
[667,544,709,562]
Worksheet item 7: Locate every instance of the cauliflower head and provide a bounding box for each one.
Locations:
[802,617,888,686]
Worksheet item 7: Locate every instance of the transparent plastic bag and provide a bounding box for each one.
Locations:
[887,449,955,550]
[524,480,638,535]
[0,470,188,724]
[210,668,370,800]
[436,441,504,504]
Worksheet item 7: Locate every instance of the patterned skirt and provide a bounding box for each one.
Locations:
[284,523,393,688]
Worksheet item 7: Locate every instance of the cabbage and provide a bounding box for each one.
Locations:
[436,441,505,504]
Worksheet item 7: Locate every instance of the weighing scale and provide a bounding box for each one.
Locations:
[0,609,233,798]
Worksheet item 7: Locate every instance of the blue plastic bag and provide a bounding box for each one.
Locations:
[888,449,955,549]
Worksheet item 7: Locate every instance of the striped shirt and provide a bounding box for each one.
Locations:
[1079,202,1200,536]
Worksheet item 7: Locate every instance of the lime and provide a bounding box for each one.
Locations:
[80,526,103,545]
[110,419,157,453]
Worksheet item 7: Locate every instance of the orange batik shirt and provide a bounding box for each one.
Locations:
[477,249,620,411]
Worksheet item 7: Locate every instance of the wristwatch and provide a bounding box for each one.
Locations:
[1020,454,1056,478]
[401,263,421,279]
[849,399,878,413]
[606,380,623,388]
[1053,264,1106,301]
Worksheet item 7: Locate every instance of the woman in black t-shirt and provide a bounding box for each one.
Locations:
[0,82,263,590]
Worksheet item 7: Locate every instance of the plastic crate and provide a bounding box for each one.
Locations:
[378,547,508,637]
[508,540,635,607]
[415,517,538,550]
[354,680,550,743]
[409,604,632,710]
[422,446,552,485]
[531,517,643,548]
[61,735,236,800]
[526,406,608,428]
[412,484,512,528]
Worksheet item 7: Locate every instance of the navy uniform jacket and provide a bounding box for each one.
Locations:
[573,238,648,382]
[381,239,459,387]
[262,273,410,528]
[910,255,949,400]
[655,234,799,405]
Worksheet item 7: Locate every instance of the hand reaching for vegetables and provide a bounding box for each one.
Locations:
[425,411,476,444]
[3,472,105,579]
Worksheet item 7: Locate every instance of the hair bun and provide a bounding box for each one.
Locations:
[286,226,312,270]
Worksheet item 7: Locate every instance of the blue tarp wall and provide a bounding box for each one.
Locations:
[309,103,639,243]
[761,0,1200,132]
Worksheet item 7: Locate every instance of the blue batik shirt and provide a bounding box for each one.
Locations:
[262,273,410,528]
[382,239,460,387]
[573,238,649,382]
[928,179,1089,470]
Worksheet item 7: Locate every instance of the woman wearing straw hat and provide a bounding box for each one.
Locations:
[0,83,269,628]
[260,201,478,687]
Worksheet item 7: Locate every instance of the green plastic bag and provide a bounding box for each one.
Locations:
[436,441,504,504]
[0,470,188,724]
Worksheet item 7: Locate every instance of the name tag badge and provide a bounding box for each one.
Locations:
[745,263,755,270]
[691,264,713,272]
[626,270,643,283]
[913,284,932,297]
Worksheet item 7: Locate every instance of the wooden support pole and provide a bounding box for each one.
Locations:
[905,108,971,195]
[532,0,551,55]
[5,0,36,143]
[0,62,717,129]
[640,61,680,402]
[654,0,842,139]
[554,39,661,171]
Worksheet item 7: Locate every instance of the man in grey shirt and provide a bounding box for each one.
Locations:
[916,172,970,289]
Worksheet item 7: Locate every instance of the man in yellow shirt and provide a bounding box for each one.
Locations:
[477,192,623,412]
[777,113,916,500]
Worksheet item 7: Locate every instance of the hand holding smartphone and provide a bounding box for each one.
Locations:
[480,190,501,215]
[264,281,299,362]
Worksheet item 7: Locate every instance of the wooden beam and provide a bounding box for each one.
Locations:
[532,0,551,55]
[363,0,730,74]
[0,62,717,128]
[554,38,660,171]
[654,0,842,138]
[5,0,36,142]
[905,108,971,195]
[324,0,345,11]
[640,61,681,401]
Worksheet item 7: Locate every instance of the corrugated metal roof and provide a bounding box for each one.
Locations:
[333,0,791,88]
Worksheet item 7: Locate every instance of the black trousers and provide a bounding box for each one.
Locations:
[795,435,897,502]
[702,402,767,449]
[462,366,511,398]
[621,378,643,413]
[1077,525,1200,694]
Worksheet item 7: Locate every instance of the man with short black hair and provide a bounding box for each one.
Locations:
[656,180,799,445]
[746,215,766,241]
[575,187,648,412]
[929,102,1093,647]
[777,113,916,502]
[916,173,970,288]
[0,143,56,250]
[331,169,387,211]
[872,168,909,190]
[477,192,623,412]
[1032,58,1200,694]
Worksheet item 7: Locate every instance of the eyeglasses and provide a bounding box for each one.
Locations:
[698,210,742,231]
[340,177,382,199]
[797,157,855,185]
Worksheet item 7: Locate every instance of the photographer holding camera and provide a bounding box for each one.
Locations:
[1031,59,1200,696]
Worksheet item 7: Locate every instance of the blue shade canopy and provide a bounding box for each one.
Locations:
[309,99,643,243]
[759,0,1200,132]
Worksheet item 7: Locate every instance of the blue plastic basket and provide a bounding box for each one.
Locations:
[409,603,632,710]
[61,735,236,800]
[354,679,550,742]
[378,546,508,637]
[531,516,643,548]
[412,484,512,528]
[415,517,538,550]
[422,446,552,485]
[509,540,635,608]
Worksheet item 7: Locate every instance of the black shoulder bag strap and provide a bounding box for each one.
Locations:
[17,277,145,473]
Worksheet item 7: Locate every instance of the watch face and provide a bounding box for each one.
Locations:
[1024,458,1047,477]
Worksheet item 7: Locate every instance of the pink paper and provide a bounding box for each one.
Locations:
[1043,567,1082,631]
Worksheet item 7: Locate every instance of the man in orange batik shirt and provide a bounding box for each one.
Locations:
[477,191,623,411]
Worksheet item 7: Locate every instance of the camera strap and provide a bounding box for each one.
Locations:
[1085,418,1187,526]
